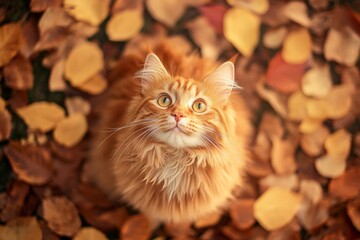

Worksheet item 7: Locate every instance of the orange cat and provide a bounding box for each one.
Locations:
[89,42,252,223]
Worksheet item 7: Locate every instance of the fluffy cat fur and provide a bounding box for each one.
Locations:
[89,42,252,223]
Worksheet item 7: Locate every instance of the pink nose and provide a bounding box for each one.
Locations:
[171,112,184,122]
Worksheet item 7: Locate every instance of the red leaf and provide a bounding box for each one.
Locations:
[199,4,228,34]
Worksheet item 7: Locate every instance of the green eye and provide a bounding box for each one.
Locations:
[192,99,207,113]
[157,94,172,107]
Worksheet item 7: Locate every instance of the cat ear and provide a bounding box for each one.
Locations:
[205,61,236,103]
[137,53,170,93]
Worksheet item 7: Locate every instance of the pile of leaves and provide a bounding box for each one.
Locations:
[0,0,359,239]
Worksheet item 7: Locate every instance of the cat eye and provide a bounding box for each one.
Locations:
[192,99,207,113]
[157,94,172,107]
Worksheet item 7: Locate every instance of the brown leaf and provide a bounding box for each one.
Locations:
[271,137,297,175]
[30,0,62,12]
[194,212,222,229]
[49,60,66,91]
[65,97,91,116]
[146,0,186,27]
[309,0,329,10]
[329,166,360,200]
[38,7,73,35]
[39,220,60,240]
[198,4,227,34]
[283,1,311,27]
[347,197,360,231]
[0,108,11,141]
[229,199,255,230]
[297,199,329,231]
[5,142,52,185]
[3,54,34,90]
[0,217,42,240]
[121,214,151,240]
[263,27,287,49]
[300,179,323,205]
[300,126,329,157]
[165,221,194,239]
[259,174,299,193]
[73,227,108,240]
[261,0,288,27]
[42,196,81,237]
[20,17,39,58]
[0,23,22,67]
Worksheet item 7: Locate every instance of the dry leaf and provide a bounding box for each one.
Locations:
[17,101,65,132]
[146,0,186,27]
[42,196,81,237]
[0,23,22,67]
[5,142,52,185]
[259,174,299,192]
[267,225,300,240]
[324,27,360,66]
[266,53,306,94]
[0,217,42,240]
[300,179,323,205]
[74,73,108,95]
[53,114,87,147]
[38,7,73,36]
[70,22,99,38]
[283,1,311,27]
[65,42,104,86]
[256,80,288,117]
[324,129,351,158]
[287,91,308,121]
[224,7,260,57]
[65,97,91,116]
[271,137,297,175]
[198,4,227,33]
[3,54,34,90]
[301,65,332,98]
[329,166,360,200]
[73,227,108,240]
[121,214,151,240]
[0,181,29,222]
[347,198,360,231]
[194,212,222,229]
[300,125,329,157]
[315,154,346,178]
[297,199,329,231]
[0,108,12,141]
[226,0,269,15]
[229,199,255,230]
[254,187,302,230]
[49,60,66,91]
[323,85,353,119]
[20,18,39,58]
[30,0,62,12]
[309,0,329,10]
[0,98,5,110]
[63,0,109,26]
[261,0,288,27]
[263,27,287,49]
[106,9,143,41]
[299,118,323,133]
[282,28,312,64]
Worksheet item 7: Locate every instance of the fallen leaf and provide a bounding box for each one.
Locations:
[315,154,346,178]
[224,7,260,57]
[324,129,351,158]
[20,17,39,58]
[347,198,360,231]
[3,54,34,90]
[106,9,143,41]
[34,27,69,53]
[146,0,186,27]
[297,199,329,231]
[309,0,329,10]
[283,1,311,27]
[263,27,287,49]
[300,125,329,157]
[63,0,109,26]
[282,28,312,64]
[299,118,323,133]
[226,0,269,15]
[329,166,360,200]
[267,225,300,240]
[74,73,108,95]
[229,199,255,230]
[271,137,297,175]
[323,85,353,119]
[49,60,66,91]
[5,142,52,185]
[300,179,323,204]
[38,7,73,36]
[256,80,288,117]
[324,27,360,66]
[70,22,99,38]
[30,0,62,12]
[17,101,65,132]
[0,98,5,110]
[194,212,222,229]
[259,174,299,192]
[65,97,91,116]
[73,227,108,240]
[42,196,81,237]
[261,0,288,27]
[165,221,195,239]
[198,4,227,33]
[0,181,29,222]
[266,53,306,94]
[121,214,151,240]
[254,187,302,230]
[0,217,42,240]
[0,108,12,141]
[53,114,88,148]
[301,65,332,98]
[287,91,308,121]
[64,42,104,86]
[0,23,22,67]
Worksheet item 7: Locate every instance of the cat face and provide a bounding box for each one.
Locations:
[134,53,237,149]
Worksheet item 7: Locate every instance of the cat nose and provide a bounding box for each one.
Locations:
[171,112,184,122]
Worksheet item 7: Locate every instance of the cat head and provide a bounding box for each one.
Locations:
[133,53,238,149]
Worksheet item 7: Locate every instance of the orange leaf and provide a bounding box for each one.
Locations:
[3,54,34,90]
[121,214,151,240]
[0,23,22,67]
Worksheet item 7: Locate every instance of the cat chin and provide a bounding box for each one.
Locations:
[157,130,203,148]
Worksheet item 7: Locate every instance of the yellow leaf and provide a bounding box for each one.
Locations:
[0,23,22,67]
[53,113,88,147]
[194,212,222,229]
[323,85,353,119]
[254,187,302,230]
[65,42,104,86]
[306,98,327,120]
[300,125,329,156]
[73,227,108,240]
[315,154,346,178]
[146,0,186,27]
[283,1,311,27]
[301,65,332,98]
[106,10,143,41]
[226,0,269,14]
[75,73,108,95]
[64,0,109,26]
[325,129,351,158]
[287,91,308,121]
[224,7,260,57]
[299,118,323,133]
[17,102,65,132]
[282,28,312,64]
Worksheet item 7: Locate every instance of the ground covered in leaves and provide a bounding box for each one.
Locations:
[0,0,359,239]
